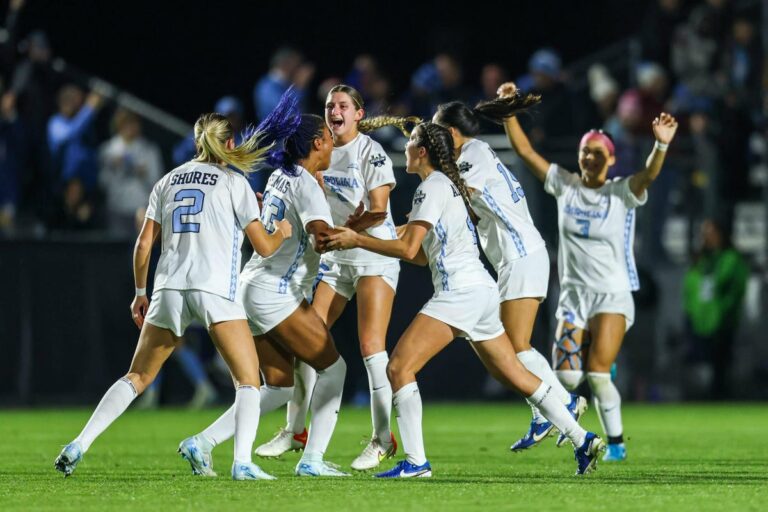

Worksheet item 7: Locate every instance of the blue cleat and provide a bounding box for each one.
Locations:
[231,461,276,480]
[510,419,555,451]
[556,394,589,447]
[602,442,627,462]
[574,432,605,475]
[54,441,83,477]
[374,459,432,478]
[178,435,216,477]
[295,459,350,477]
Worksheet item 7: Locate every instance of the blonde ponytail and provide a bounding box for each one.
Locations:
[193,113,271,173]
[359,115,422,136]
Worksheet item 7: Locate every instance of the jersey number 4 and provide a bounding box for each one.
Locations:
[260,192,286,234]
[172,189,205,233]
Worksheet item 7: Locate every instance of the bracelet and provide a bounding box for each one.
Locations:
[654,141,669,152]
[135,287,146,296]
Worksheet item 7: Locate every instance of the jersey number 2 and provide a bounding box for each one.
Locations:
[172,189,205,233]
[260,192,286,234]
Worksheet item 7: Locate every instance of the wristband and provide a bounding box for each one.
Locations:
[135,287,147,296]
[654,141,669,152]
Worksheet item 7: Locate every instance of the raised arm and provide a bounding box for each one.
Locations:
[131,218,160,329]
[497,82,551,183]
[244,218,292,257]
[629,112,678,198]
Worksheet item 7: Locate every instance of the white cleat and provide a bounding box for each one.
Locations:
[254,428,307,458]
[232,461,277,480]
[295,459,351,477]
[178,435,216,477]
[351,433,398,471]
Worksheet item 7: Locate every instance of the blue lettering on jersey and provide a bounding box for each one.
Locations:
[323,176,361,189]
[170,171,219,187]
[564,205,608,220]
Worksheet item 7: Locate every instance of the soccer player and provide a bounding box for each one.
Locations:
[323,122,604,477]
[54,112,293,480]
[256,84,418,471]
[499,81,678,461]
[432,98,587,451]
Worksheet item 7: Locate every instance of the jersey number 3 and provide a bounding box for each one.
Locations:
[172,189,205,233]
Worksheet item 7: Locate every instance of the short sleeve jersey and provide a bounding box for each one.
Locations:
[544,163,647,293]
[321,133,398,266]
[409,171,494,293]
[145,161,261,300]
[240,166,334,295]
[458,138,546,269]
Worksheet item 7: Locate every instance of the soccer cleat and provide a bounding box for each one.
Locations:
[178,435,216,477]
[510,419,555,451]
[574,432,605,475]
[295,459,350,477]
[556,394,589,447]
[254,428,307,458]
[374,459,432,478]
[231,461,276,480]
[54,441,83,477]
[602,442,627,462]
[351,432,398,470]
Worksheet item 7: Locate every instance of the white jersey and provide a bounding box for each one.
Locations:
[458,138,546,269]
[409,171,495,293]
[544,163,647,293]
[240,166,333,295]
[321,133,398,266]
[145,161,261,301]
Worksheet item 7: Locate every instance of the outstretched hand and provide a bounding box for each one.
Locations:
[652,112,678,145]
[496,82,518,99]
[320,226,358,252]
[345,201,387,232]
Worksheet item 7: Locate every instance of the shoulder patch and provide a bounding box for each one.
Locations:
[458,161,473,174]
[369,153,387,168]
[413,189,426,205]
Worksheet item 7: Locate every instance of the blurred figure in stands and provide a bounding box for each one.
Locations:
[253,46,314,122]
[638,0,687,73]
[683,218,749,399]
[0,90,22,234]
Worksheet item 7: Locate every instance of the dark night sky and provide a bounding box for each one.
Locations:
[14,0,651,122]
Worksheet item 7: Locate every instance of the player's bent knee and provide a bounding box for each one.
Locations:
[556,369,585,391]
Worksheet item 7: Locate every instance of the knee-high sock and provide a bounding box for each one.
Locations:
[528,382,586,448]
[302,357,346,461]
[393,382,426,466]
[517,349,572,423]
[74,377,138,452]
[286,361,317,434]
[364,351,393,442]
[233,385,260,463]
[200,385,293,447]
[587,372,623,438]
[556,369,585,392]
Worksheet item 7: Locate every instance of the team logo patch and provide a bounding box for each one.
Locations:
[458,161,472,174]
[369,153,387,168]
[413,189,426,205]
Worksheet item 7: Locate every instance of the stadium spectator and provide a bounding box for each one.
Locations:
[0,0,25,78]
[720,17,762,108]
[408,53,474,119]
[638,0,687,73]
[636,62,669,127]
[0,90,22,234]
[47,177,102,231]
[670,5,722,104]
[683,218,749,399]
[99,108,162,236]
[587,64,620,127]
[253,46,314,122]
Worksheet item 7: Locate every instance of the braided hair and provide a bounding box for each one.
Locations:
[414,122,479,224]
[328,83,422,136]
[433,93,541,136]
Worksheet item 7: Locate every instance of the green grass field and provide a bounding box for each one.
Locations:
[1,403,766,511]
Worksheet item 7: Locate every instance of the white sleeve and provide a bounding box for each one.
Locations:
[231,174,261,228]
[145,180,162,222]
[458,145,490,191]
[298,178,334,229]
[615,176,648,208]
[408,180,444,229]
[543,163,574,197]
[362,141,396,192]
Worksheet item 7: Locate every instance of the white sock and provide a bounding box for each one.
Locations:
[286,361,317,434]
[233,385,260,463]
[74,377,137,452]
[393,382,427,466]
[517,349,571,423]
[528,382,586,448]
[302,357,346,460]
[200,385,293,448]
[587,372,623,438]
[556,369,585,391]
[364,351,393,443]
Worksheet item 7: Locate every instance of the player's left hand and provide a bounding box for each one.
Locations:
[652,112,678,144]
[324,226,358,251]
[345,201,387,232]
[130,295,149,330]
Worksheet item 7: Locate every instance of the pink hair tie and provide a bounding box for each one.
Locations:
[580,131,615,156]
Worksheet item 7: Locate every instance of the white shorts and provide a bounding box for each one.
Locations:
[145,289,247,337]
[555,287,635,332]
[237,282,305,336]
[496,247,550,302]
[420,285,505,342]
[314,258,399,300]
